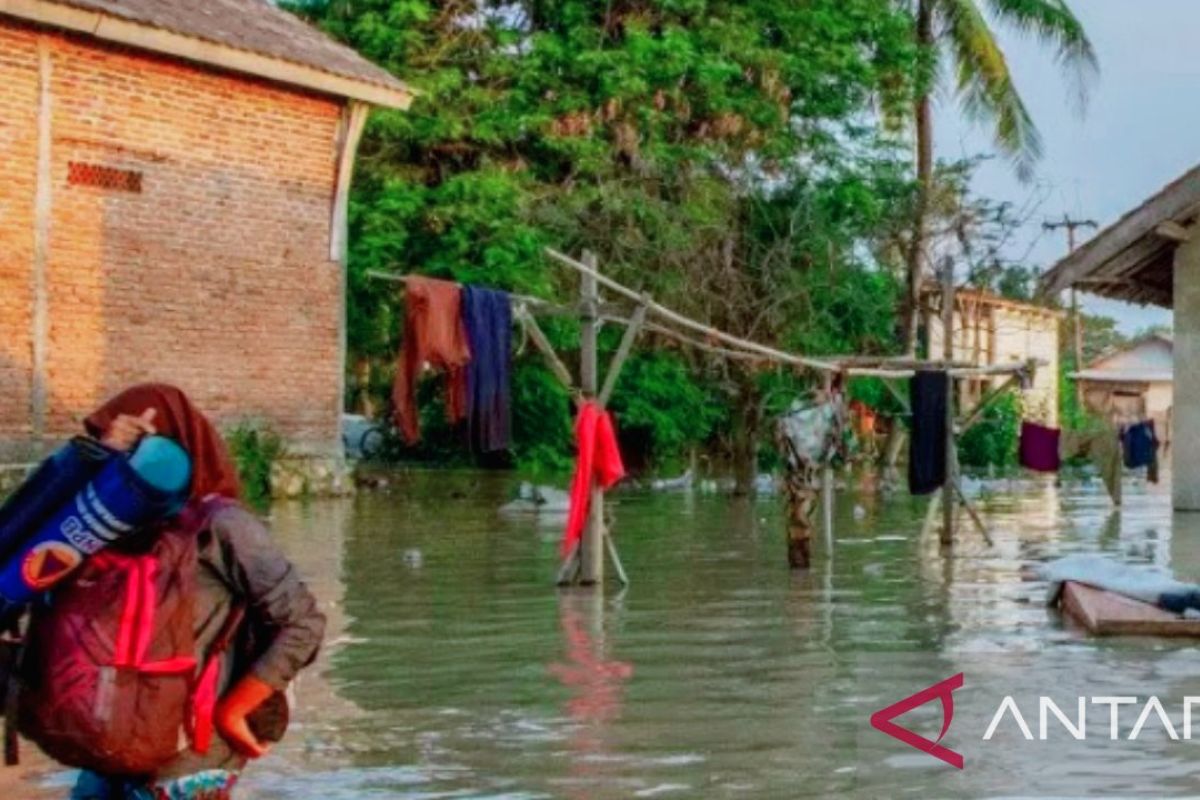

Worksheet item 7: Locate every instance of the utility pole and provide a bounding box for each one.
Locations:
[1044,215,1098,404]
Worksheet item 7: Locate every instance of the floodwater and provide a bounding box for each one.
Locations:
[16,469,1200,798]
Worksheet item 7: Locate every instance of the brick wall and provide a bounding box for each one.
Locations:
[0,21,346,459]
[0,25,38,446]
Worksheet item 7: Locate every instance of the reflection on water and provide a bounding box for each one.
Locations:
[18,469,1200,797]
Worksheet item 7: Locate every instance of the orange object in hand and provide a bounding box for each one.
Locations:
[214,675,275,759]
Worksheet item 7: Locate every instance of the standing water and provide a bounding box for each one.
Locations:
[15,470,1200,798]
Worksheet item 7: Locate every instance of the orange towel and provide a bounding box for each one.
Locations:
[392,276,471,444]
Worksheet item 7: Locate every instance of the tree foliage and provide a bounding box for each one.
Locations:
[291,0,933,474]
[914,0,1096,178]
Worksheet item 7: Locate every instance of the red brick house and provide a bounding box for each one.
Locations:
[0,0,412,462]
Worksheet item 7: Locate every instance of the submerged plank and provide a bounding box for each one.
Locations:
[1061,581,1200,637]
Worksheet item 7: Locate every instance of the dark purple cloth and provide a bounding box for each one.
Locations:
[1020,421,1061,472]
[461,286,512,453]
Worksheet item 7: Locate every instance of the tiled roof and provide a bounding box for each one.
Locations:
[6,0,410,105]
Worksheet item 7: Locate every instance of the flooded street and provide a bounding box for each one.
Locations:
[16,470,1200,798]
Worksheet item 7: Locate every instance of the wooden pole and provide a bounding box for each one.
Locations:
[821,373,835,554]
[547,249,1035,379]
[598,301,648,406]
[514,306,576,393]
[546,248,837,372]
[940,258,955,547]
[1042,216,1097,405]
[579,251,604,585]
[1071,286,1084,405]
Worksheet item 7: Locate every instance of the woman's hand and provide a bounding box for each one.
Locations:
[99,408,157,452]
[214,675,275,758]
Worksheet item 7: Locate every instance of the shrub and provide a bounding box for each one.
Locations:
[958,392,1021,469]
[226,423,286,508]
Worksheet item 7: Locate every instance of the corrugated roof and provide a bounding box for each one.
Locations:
[2,0,411,106]
[1037,164,1200,308]
[1071,369,1172,384]
[919,283,1065,318]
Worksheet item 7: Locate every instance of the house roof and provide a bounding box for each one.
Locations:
[1037,164,1200,308]
[1070,333,1174,384]
[1071,368,1172,384]
[0,0,413,109]
[919,284,1065,319]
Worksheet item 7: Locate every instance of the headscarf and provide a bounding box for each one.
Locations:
[84,383,241,501]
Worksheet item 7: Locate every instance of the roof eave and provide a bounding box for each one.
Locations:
[1069,371,1173,383]
[1038,164,1200,306]
[0,0,414,110]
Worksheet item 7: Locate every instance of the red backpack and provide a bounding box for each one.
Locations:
[17,498,237,776]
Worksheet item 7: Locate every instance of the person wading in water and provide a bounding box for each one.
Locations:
[15,384,325,800]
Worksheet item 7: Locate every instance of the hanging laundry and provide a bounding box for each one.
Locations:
[1121,421,1159,483]
[392,276,471,444]
[908,370,948,496]
[1060,426,1122,504]
[778,400,842,470]
[1019,421,1061,473]
[461,286,513,453]
[848,399,878,442]
[562,402,626,557]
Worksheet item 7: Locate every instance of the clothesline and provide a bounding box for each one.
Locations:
[366,269,607,318]
[544,248,840,372]
[543,248,1045,380]
[368,260,1044,380]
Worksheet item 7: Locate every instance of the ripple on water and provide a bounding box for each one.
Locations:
[20,472,1198,799]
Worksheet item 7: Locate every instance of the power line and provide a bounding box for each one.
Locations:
[1043,214,1099,402]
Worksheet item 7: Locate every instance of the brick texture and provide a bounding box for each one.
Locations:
[0,25,38,442]
[0,22,345,458]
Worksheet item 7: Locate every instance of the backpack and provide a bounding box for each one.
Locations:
[17,497,235,776]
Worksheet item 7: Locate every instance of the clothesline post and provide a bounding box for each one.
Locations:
[579,250,606,586]
[940,258,956,547]
[821,372,835,556]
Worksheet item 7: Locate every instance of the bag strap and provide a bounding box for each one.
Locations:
[187,494,252,756]
[208,603,246,661]
[2,632,22,766]
[3,677,17,766]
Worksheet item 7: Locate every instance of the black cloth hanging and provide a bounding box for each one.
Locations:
[461,285,513,452]
[909,370,948,496]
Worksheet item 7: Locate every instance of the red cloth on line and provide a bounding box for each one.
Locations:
[391,276,471,444]
[562,402,626,556]
[1019,421,1061,472]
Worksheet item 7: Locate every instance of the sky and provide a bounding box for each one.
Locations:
[937,0,1195,334]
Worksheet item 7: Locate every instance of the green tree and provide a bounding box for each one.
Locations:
[293,1,923,483]
[901,0,1096,353]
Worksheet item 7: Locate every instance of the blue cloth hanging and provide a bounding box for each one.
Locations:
[461,286,513,453]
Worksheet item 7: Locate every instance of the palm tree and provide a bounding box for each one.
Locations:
[902,0,1097,354]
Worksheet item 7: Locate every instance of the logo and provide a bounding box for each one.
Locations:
[21,541,83,591]
[60,514,106,555]
[870,672,964,769]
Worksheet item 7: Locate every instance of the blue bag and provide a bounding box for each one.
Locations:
[0,436,191,615]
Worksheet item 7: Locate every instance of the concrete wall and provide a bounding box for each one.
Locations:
[0,21,346,460]
[1174,235,1200,509]
[926,301,1061,425]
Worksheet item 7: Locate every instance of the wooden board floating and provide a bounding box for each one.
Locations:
[1061,581,1200,637]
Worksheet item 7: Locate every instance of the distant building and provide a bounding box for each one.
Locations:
[0,0,412,462]
[1071,334,1173,447]
[925,287,1063,425]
